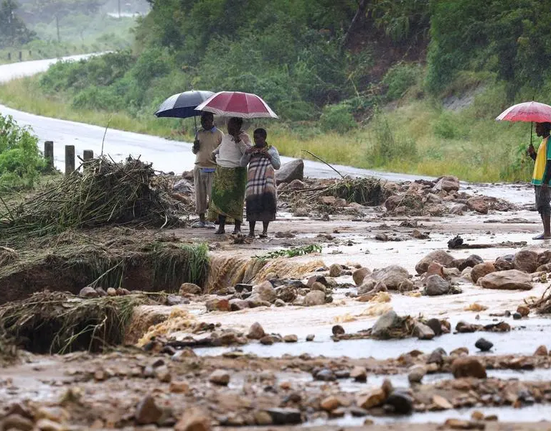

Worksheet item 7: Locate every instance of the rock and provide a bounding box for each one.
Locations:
[535,345,548,356]
[254,411,273,426]
[414,322,435,340]
[252,281,277,303]
[467,197,489,214]
[329,264,343,277]
[426,318,443,336]
[450,347,469,356]
[283,334,298,343]
[470,263,496,283]
[371,311,404,339]
[451,357,487,379]
[432,394,453,410]
[356,388,386,409]
[35,419,65,431]
[180,283,202,296]
[385,391,413,414]
[351,366,367,382]
[433,176,460,192]
[456,321,477,333]
[307,275,328,287]
[475,338,493,352]
[513,250,539,273]
[513,312,522,320]
[174,408,211,431]
[458,255,484,271]
[408,365,426,383]
[353,267,371,286]
[415,250,455,274]
[320,396,341,411]
[155,366,172,383]
[276,159,304,184]
[479,270,532,290]
[106,287,117,296]
[277,285,297,303]
[260,335,275,345]
[265,408,302,425]
[247,322,266,340]
[425,274,450,296]
[370,265,411,290]
[306,334,315,341]
[209,370,230,386]
[310,281,326,293]
[495,255,515,271]
[517,305,530,317]
[229,299,250,311]
[427,348,447,366]
[2,414,34,431]
[332,325,345,336]
[443,267,460,277]
[426,261,445,278]
[135,395,163,425]
[304,290,326,306]
[444,419,485,430]
[169,381,190,394]
[205,298,231,312]
[314,368,336,381]
[79,286,98,298]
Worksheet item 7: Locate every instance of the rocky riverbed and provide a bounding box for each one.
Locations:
[2,170,551,430]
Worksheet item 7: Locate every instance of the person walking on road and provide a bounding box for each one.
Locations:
[527,122,551,239]
[209,117,251,234]
[192,112,224,228]
[240,128,281,238]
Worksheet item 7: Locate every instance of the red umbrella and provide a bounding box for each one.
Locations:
[195,91,278,119]
[496,101,551,123]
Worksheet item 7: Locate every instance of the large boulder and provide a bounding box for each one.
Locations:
[433,176,460,193]
[304,290,326,306]
[470,262,496,283]
[251,281,277,303]
[415,250,455,274]
[467,197,488,214]
[425,274,450,296]
[513,250,539,273]
[276,160,304,184]
[457,255,484,271]
[479,270,532,290]
[369,265,411,290]
[353,267,371,286]
[451,357,487,379]
[371,310,404,339]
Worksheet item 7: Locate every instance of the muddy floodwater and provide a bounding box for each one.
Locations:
[3,179,551,430]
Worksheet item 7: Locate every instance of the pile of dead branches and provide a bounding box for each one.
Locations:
[0,157,188,239]
[281,177,392,207]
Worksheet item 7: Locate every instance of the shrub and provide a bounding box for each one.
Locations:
[319,103,357,133]
[382,63,423,101]
[0,115,45,190]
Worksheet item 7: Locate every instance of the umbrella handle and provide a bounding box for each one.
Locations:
[531,121,533,147]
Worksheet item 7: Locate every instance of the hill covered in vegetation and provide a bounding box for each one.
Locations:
[2,0,551,182]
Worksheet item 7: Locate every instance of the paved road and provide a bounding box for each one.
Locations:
[0,55,431,181]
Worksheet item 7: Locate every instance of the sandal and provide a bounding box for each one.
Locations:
[214,229,225,235]
[533,233,550,240]
[259,233,268,238]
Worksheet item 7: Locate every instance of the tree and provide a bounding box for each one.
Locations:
[0,0,36,47]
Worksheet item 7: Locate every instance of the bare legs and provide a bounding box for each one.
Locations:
[215,215,241,235]
[543,213,551,238]
[248,221,270,238]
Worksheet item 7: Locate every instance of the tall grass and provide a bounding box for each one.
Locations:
[0,76,536,183]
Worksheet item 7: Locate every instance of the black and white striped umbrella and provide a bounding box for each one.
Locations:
[155,90,214,118]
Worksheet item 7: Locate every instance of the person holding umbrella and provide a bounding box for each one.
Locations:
[209,117,252,234]
[527,122,551,239]
[192,112,223,227]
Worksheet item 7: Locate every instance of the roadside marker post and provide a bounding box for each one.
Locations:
[44,141,54,171]
[65,145,75,175]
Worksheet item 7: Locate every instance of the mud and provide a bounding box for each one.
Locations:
[2,176,551,429]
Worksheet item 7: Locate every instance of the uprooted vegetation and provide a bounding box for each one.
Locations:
[0,230,209,304]
[0,156,191,243]
[0,291,154,354]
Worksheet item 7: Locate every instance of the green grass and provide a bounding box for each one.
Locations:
[0,75,536,183]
